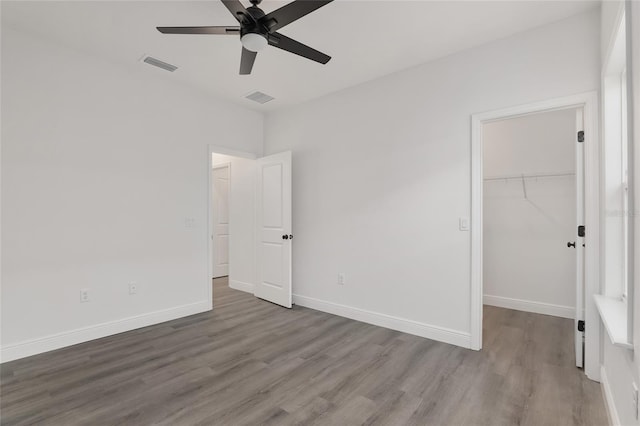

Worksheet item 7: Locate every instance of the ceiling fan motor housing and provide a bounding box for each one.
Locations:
[240,6,269,51]
[243,5,266,25]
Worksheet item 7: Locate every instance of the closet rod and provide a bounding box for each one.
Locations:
[483,171,575,181]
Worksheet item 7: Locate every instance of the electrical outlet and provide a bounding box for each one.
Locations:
[80,288,90,303]
[338,273,345,285]
[129,282,138,295]
[633,382,638,420]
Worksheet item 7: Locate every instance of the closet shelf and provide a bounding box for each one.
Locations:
[483,171,575,181]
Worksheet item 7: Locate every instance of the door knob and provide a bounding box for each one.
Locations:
[282,235,289,240]
[567,242,576,248]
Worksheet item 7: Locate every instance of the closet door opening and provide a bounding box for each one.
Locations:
[481,108,584,368]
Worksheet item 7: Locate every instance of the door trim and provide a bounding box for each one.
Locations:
[470,91,600,381]
[207,145,257,309]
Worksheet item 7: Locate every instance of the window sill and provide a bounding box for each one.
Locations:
[594,295,633,349]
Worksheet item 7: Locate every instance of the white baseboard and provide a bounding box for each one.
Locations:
[229,280,254,294]
[483,294,575,319]
[1,300,211,363]
[600,365,621,426]
[293,294,471,349]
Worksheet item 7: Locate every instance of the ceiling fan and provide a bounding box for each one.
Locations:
[157,0,334,75]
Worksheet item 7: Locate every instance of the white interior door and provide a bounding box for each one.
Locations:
[254,151,292,308]
[212,164,230,278]
[575,108,585,368]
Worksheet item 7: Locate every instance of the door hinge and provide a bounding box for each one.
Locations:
[578,225,585,237]
[578,320,585,332]
[577,130,585,143]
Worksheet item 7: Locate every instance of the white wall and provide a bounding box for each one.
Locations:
[483,109,577,318]
[600,2,640,425]
[483,110,576,177]
[264,10,600,347]
[212,153,256,294]
[0,27,263,361]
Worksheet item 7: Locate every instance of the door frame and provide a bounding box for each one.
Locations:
[207,145,257,309]
[470,91,601,381]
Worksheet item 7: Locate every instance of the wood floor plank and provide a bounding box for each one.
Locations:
[0,279,607,425]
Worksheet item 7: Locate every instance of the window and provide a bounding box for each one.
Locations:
[621,67,629,302]
[597,7,633,349]
[603,13,630,301]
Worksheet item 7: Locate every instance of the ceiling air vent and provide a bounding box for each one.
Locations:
[245,91,275,105]
[143,56,178,72]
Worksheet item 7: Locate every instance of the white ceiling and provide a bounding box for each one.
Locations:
[2,0,598,111]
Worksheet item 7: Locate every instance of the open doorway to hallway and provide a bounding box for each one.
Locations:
[212,162,230,280]
[209,149,294,309]
[211,152,257,308]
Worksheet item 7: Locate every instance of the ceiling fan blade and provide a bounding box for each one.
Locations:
[221,0,253,23]
[260,0,333,32]
[240,47,257,75]
[268,32,330,64]
[157,26,240,35]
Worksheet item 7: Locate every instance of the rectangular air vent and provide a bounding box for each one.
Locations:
[143,56,178,72]
[245,91,275,104]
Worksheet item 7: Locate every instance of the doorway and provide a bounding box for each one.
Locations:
[470,92,600,381]
[210,151,258,308]
[482,107,582,363]
[212,163,230,279]
[208,146,294,309]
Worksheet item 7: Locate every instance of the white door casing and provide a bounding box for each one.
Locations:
[254,151,292,308]
[212,164,230,278]
[471,92,600,381]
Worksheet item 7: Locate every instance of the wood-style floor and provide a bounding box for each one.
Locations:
[1,278,607,425]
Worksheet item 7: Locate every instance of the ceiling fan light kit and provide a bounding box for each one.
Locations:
[241,33,267,52]
[156,0,334,75]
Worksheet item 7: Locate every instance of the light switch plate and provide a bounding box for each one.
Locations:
[459,217,470,231]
